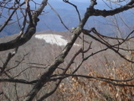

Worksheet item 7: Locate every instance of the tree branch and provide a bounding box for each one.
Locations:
[0,0,47,51]
[94,0,134,17]
[23,1,97,101]
[0,78,38,84]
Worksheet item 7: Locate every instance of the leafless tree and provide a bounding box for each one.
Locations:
[0,0,134,101]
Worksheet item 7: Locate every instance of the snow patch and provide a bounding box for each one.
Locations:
[35,34,80,46]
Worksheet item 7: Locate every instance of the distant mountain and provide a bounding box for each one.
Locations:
[0,1,133,37]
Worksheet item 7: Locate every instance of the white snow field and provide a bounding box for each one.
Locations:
[35,34,80,46]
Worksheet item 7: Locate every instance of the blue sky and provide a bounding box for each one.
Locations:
[32,0,128,10]
[36,0,89,3]
[56,0,89,2]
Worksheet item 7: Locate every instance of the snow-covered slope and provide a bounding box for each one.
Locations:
[35,34,80,46]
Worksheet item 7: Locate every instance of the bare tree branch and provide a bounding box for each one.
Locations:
[94,0,134,17]
[0,0,47,51]
[0,78,38,84]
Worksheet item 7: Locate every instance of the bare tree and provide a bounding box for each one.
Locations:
[0,0,134,101]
